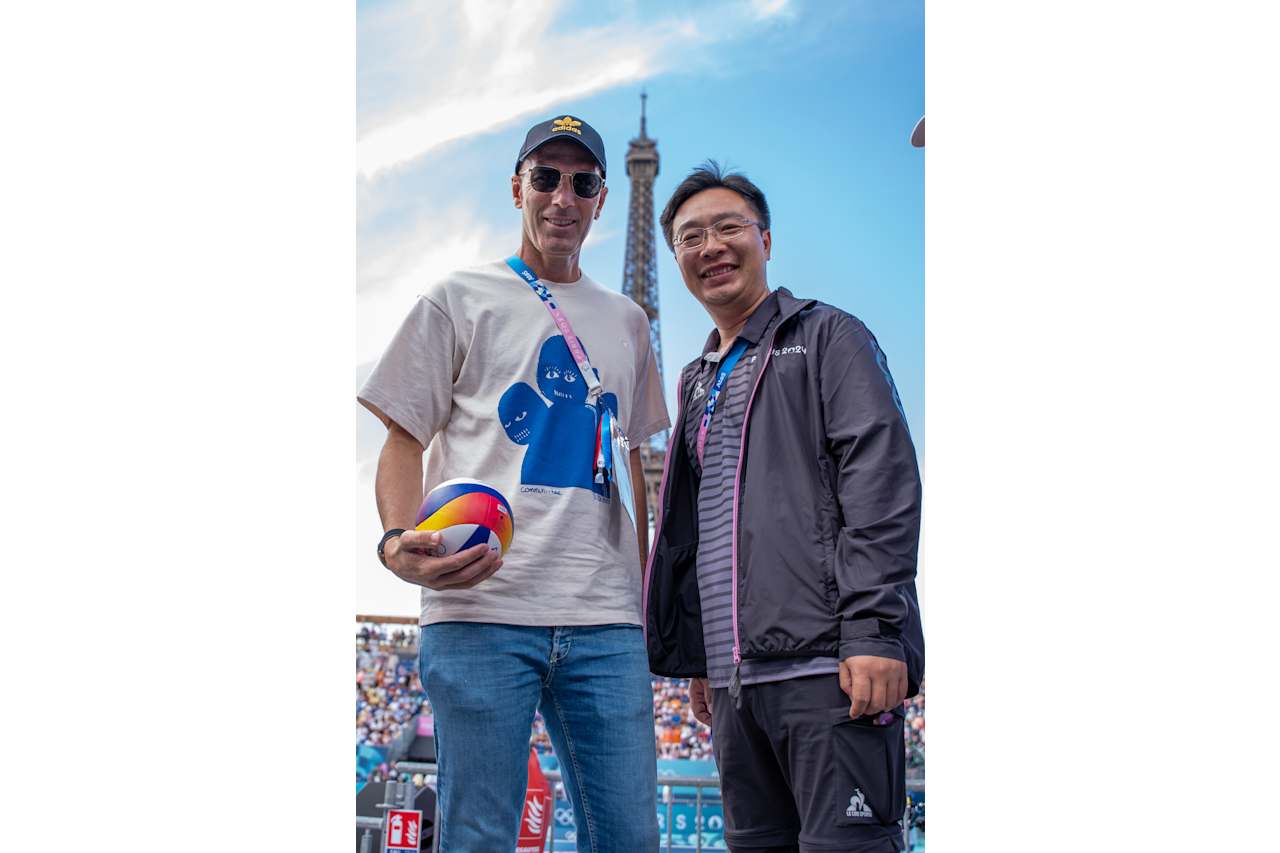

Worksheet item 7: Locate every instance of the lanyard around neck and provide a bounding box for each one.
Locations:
[504,255,603,405]
[695,338,749,463]
[505,255,614,485]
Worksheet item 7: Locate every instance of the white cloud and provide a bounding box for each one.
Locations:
[357,207,508,366]
[357,0,731,179]
[358,57,647,178]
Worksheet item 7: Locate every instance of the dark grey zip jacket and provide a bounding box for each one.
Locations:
[643,287,924,697]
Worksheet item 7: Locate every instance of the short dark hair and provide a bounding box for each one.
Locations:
[658,161,770,251]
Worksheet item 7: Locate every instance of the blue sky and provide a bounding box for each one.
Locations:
[356,0,923,614]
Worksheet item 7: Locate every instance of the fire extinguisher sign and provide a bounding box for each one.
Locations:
[383,808,423,853]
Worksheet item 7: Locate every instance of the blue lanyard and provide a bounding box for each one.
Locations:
[696,339,748,462]
[503,256,605,404]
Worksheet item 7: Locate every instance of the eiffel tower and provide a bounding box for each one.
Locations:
[620,91,666,518]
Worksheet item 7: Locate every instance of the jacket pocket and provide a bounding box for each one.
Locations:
[815,456,839,613]
[831,710,906,828]
[820,549,838,615]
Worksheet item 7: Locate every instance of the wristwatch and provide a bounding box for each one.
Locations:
[377,528,406,569]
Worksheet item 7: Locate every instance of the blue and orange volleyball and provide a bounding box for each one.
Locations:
[415,478,515,557]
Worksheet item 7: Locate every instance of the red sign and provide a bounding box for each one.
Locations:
[516,749,553,853]
[384,808,422,852]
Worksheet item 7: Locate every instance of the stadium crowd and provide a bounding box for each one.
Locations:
[652,677,713,760]
[358,622,417,651]
[356,624,428,748]
[905,690,925,768]
[357,623,924,765]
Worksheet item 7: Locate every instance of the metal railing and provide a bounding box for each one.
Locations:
[358,761,924,852]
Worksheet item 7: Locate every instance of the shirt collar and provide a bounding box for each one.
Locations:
[701,289,780,361]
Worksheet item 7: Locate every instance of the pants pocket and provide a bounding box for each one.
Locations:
[831,710,906,828]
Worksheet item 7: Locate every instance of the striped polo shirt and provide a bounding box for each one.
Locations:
[683,291,839,688]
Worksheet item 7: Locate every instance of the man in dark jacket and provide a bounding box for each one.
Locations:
[645,162,924,853]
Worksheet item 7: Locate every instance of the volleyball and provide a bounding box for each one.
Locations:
[415,478,515,557]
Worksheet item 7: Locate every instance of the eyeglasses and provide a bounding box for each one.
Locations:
[521,165,604,199]
[673,218,761,253]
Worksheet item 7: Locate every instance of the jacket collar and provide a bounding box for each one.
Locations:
[699,289,779,358]
[772,286,815,323]
[693,286,815,365]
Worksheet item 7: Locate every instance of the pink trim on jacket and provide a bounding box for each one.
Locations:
[729,343,775,664]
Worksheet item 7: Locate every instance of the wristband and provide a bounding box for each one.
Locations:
[377,528,407,569]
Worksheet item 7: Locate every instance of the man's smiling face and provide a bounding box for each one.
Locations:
[513,139,607,270]
[671,187,771,312]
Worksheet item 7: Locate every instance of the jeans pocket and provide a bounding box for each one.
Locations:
[831,710,906,828]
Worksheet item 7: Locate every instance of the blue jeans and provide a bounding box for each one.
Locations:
[418,622,659,852]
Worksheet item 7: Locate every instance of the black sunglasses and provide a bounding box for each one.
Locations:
[522,165,604,199]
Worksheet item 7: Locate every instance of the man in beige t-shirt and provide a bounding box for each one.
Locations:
[358,115,666,851]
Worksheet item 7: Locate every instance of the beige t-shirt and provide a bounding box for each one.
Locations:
[359,259,670,627]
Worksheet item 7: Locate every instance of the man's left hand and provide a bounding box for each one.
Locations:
[839,655,908,719]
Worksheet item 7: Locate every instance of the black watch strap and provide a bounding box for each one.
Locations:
[377,528,407,568]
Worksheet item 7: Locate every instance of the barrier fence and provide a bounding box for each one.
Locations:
[358,761,925,852]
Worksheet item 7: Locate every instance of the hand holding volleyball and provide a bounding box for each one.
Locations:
[382,479,514,591]
[415,478,515,557]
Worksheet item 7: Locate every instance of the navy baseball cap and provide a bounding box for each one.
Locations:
[515,114,607,178]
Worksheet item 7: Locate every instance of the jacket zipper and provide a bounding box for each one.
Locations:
[730,331,779,676]
[640,376,683,646]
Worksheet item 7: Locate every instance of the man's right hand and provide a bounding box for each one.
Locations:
[689,677,713,727]
[383,529,503,591]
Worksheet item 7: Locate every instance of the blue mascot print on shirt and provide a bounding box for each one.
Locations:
[498,383,546,445]
[499,335,618,495]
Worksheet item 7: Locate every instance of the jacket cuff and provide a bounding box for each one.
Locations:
[839,619,905,663]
